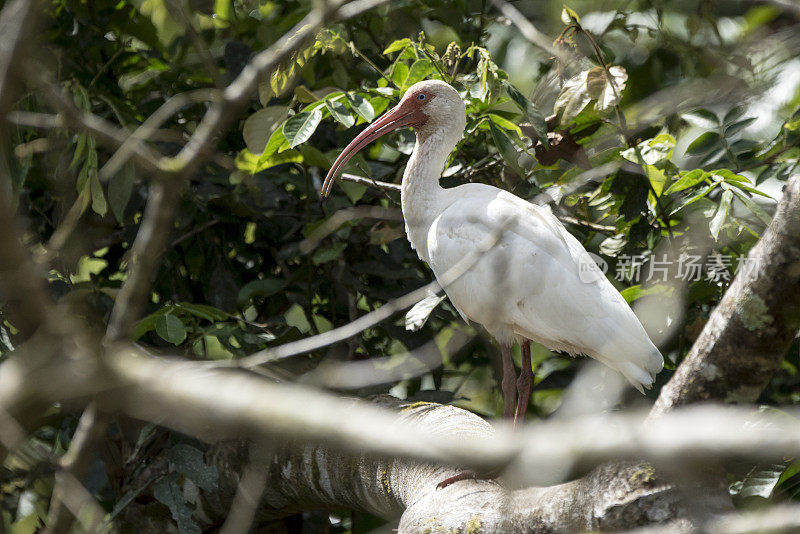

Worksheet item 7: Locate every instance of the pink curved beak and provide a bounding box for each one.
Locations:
[321,99,426,197]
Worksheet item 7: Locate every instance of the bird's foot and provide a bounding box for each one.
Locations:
[436,470,497,489]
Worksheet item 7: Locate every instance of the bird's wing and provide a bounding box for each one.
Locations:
[427,185,663,390]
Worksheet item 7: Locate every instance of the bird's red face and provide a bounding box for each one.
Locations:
[321,88,435,197]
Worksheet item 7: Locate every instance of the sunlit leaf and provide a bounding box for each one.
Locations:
[283,109,323,148]
[586,66,627,111]
[665,169,707,194]
[687,131,721,154]
[383,38,412,55]
[402,58,433,89]
[561,5,580,24]
[346,93,375,122]
[406,293,446,331]
[325,98,355,128]
[554,70,591,125]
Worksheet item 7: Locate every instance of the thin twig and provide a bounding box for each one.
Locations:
[100,88,218,181]
[105,180,182,341]
[44,403,110,534]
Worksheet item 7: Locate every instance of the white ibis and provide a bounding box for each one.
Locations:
[322,79,663,427]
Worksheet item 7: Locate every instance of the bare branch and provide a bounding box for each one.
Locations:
[340,172,401,192]
[105,180,182,340]
[99,88,218,181]
[44,403,110,534]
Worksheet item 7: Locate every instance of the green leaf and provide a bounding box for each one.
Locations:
[70,133,87,169]
[238,279,287,307]
[340,181,367,204]
[282,109,323,148]
[561,5,580,24]
[504,82,548,147]
[383,38,412,55]
[108,163,135,225]
[402,58,433,89]
[153,474,200,534]
[285,304,311,333]
[165,444,219,492]
[346,93,375,122]
[621,134,675,166]
[325,98,354,128]
[312,242,347,265]
[490,122,525,178]
[730,188,772,225]
[299,145,331,169]
[709,188,733,240]
[665,169,707,194]
[261,128,290,159]
[155,314,187,345]
[682,109,719,129]
[243,106,289,153]
[392,62,409,87]
[487,113,522,136]
[620,284,673,303]
[9,513,40,534]
[723,106,746,126]
[711,169,750,183]
[686,131,721,154]
[670,182,718,214]
[175,302,228,321]
[89,171,107,217]
[724,117,756,137]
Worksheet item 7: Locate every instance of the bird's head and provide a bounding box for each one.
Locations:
[321,79,466,197]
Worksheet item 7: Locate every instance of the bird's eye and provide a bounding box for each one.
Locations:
[417,93,426,101]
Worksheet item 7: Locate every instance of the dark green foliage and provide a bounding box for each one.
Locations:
[3,0,800,531]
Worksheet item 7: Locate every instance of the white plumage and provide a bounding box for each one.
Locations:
[323,79,663,424]
[424,184,663,390]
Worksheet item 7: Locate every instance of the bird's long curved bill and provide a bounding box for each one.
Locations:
[321,103,423,197]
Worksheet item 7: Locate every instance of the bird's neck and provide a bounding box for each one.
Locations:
[400,127,459,248]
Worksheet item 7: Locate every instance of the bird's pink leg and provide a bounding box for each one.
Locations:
[500,343,517,419]
[514,340,533,426]
[437,344,517,490]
